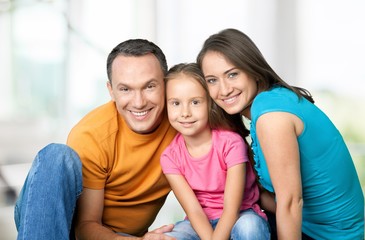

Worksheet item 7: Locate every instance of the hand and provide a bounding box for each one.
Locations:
[142,224,175,240]
[260,189,276,213]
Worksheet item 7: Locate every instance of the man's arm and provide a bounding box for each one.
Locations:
[75,188,176,240]
[75,188,122,240]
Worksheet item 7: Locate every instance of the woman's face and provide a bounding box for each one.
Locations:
[201,51,257,118]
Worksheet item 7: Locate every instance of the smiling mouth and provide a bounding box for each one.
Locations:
[130,110,149,117]
[179,121,195,126]
[222,95,238,104]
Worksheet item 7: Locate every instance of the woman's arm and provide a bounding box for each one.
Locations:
[260,188,276,213]
[256,111,303,240]
[165,174,213,240]
[212,163,245,240]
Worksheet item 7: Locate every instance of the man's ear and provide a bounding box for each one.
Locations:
[106,81,115,102]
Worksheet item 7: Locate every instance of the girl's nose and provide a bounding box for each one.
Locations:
[181,104,191,118]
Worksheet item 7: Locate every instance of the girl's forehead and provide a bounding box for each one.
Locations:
[167,77,205,94]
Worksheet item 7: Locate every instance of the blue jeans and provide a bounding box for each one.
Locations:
[14,143,83,240]
[166,209,270,240]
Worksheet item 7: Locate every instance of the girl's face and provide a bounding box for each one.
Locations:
[201,51,257,118]
[166,74,210,138]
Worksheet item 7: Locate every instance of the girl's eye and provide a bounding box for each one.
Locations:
[171,101,179,106]
[192,100,200,105]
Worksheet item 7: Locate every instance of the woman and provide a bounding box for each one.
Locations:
[197,28,364,239]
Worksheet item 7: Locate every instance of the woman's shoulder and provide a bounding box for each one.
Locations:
[255,86,296,101]
[251,87,300,121]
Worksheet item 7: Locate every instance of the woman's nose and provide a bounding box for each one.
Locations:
[219,79,233,96]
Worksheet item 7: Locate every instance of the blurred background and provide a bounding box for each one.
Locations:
[1,0,364,238]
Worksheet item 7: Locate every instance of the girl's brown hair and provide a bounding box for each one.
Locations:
[165,63,250,139]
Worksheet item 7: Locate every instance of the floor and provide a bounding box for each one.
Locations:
[0,163,31,239]
[0,162,184,239]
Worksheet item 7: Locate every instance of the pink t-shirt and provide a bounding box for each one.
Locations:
[160,129,266,220]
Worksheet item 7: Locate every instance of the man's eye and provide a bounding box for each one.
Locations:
[147,84,156,89]
[119,87,129,92]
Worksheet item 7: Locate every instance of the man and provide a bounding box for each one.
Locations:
[15,39,177,239]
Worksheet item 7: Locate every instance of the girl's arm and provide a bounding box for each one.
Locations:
[165,174,213,240]
[256,111,303,239]
[212,163,245,240]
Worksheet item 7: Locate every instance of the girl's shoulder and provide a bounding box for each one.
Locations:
[212,129,246,149]
[212,129,242,140]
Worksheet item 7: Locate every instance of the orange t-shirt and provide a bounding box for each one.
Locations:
[67,101,176,236]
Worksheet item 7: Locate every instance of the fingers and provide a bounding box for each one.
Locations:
[151,224,174,234]
[143,232,176,240]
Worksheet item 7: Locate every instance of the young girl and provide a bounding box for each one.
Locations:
[160,63,269,240]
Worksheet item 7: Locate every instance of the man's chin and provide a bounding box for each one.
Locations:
[128,120,161,134]
[124,110,163,134]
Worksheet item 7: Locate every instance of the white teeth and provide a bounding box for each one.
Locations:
[132,110,148,116]
[223,96,236,103]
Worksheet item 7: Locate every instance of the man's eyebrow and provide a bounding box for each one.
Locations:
[143,79,161,87]
[115,79,160,88]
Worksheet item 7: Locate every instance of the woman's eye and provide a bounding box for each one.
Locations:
[206,78,216,84]
[228,72,238,78]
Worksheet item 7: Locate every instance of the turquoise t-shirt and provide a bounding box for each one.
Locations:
[250,87,364,239]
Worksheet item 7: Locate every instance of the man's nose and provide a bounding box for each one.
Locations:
[133,91,146,108]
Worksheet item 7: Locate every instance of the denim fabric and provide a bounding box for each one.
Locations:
[14,143,82,240]
[166,209,270,240]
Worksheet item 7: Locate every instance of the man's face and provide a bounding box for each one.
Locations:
[107,54,165,134]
